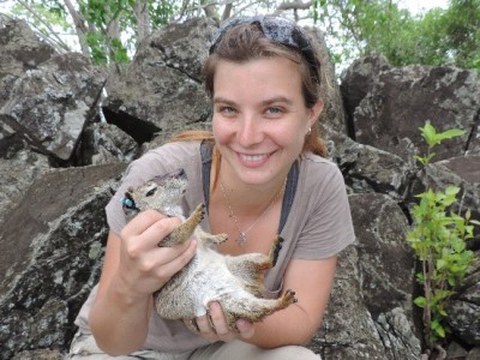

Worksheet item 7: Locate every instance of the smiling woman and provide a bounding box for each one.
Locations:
[68,14,355,360]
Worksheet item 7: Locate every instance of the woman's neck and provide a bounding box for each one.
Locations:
[214,166,288,216]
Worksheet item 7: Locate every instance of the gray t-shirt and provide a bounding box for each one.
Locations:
[75,140,355,353]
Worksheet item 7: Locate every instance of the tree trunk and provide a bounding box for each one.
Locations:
[134,0,150,46]
[63,0,91,57]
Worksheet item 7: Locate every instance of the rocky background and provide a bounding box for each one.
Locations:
[0,14,479,360]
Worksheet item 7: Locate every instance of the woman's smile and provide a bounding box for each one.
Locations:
[237,151,274,167]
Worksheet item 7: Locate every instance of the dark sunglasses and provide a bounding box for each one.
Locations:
[209,15,321,85]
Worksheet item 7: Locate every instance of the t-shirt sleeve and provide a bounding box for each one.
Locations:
[292,162,355,259]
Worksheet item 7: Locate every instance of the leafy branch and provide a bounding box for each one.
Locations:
[407,122,475,351]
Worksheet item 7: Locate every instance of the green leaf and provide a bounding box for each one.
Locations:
[436,259,447,270]
[414,296,426,308]
[432,320,446,338]
[436,128,465,141]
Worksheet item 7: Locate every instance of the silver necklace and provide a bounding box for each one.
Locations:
[220,179,286,246]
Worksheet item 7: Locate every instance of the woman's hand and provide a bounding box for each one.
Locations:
[90,210,198,355]
[192,301,255,342]
[113,209,197,300]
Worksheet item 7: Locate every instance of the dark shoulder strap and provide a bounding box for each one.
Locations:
[200,140,298,229]
[279,161,298,233]
[200,140,214,213]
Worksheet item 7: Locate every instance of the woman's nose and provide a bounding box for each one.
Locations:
[237,115,263,147]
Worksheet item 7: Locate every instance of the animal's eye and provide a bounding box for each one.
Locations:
[146,188,157,197]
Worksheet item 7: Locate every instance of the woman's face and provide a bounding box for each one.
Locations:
[212,56,323,187]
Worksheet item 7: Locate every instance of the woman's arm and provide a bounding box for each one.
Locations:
[195,255,337,348]
[249,256,337,347]
[89,210,197,355]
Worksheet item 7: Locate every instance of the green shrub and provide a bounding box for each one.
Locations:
[407,122,476,349]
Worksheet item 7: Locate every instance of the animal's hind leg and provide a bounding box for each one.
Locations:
[227,236,284,274]
[268,235,284,267]
[159,203,205,247]
[223,289,297,329]
[226,236,284,296]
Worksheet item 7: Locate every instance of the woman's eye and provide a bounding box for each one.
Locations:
[265,107,283,116]
[217,106,237,116]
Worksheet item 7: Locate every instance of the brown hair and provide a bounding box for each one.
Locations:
[171,20,327,157]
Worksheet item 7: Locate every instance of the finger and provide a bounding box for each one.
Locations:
[208,302,230,337]
[196,313,217,341]
[148,238,197,281]
[141,217,182,247]
[120,217,183,262]
[132,216,183,249]
[121,209,167,238]
[236,319,255,339]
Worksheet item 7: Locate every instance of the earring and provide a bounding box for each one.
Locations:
[307,127,312,135]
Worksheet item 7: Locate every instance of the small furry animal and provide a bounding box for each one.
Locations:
[121,169,297,330]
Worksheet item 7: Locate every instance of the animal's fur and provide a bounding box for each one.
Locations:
[122,169,297,330]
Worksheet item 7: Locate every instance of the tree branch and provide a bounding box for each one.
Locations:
[17,0,72,51]
[63,0,91,57]
[277,0,312,11]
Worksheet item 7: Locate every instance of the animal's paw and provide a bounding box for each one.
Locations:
[271,236,284,266]
[283,288,297,304]
[216,233,228,244]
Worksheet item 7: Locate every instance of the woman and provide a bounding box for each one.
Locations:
[69,15,355,359]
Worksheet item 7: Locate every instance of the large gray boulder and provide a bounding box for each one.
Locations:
[0,53,106,161]
[0,164,125,358]
[351,65,480,161]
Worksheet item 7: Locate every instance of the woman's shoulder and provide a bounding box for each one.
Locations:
[301,152,342,176]
[131,140,202,169]
[296,152,346,198]
[147,140,202,158]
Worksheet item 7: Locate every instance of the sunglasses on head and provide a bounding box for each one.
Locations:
[209,15,321,85]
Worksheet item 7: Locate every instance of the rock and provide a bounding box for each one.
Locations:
[306,27,348,135]
[0,53,106,161]
[77,121,138,165]
[349,193,415,318]
[11,348,64,360]
[328,131,416,200]
[0,148,50,225]
[104,17,216,144]
[447,258,480,346]
[466,346,480,360]
[0,17,56,156]
[375,307,422,359]
[0,163,125,359]
[423,155,480,248]
[353,65,480,161]
[311,245,388,359]
[446,341,469,359]
[340,54,391,138]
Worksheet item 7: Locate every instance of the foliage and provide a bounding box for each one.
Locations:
[4,0,480,70]
[12,0,176,65]
[415,121,465,166]
[311,0,480,71]
[407,122,476,349]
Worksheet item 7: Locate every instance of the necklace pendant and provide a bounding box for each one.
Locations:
[236,232,247,246]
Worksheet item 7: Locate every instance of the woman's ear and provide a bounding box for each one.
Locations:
[308,99,324,128]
